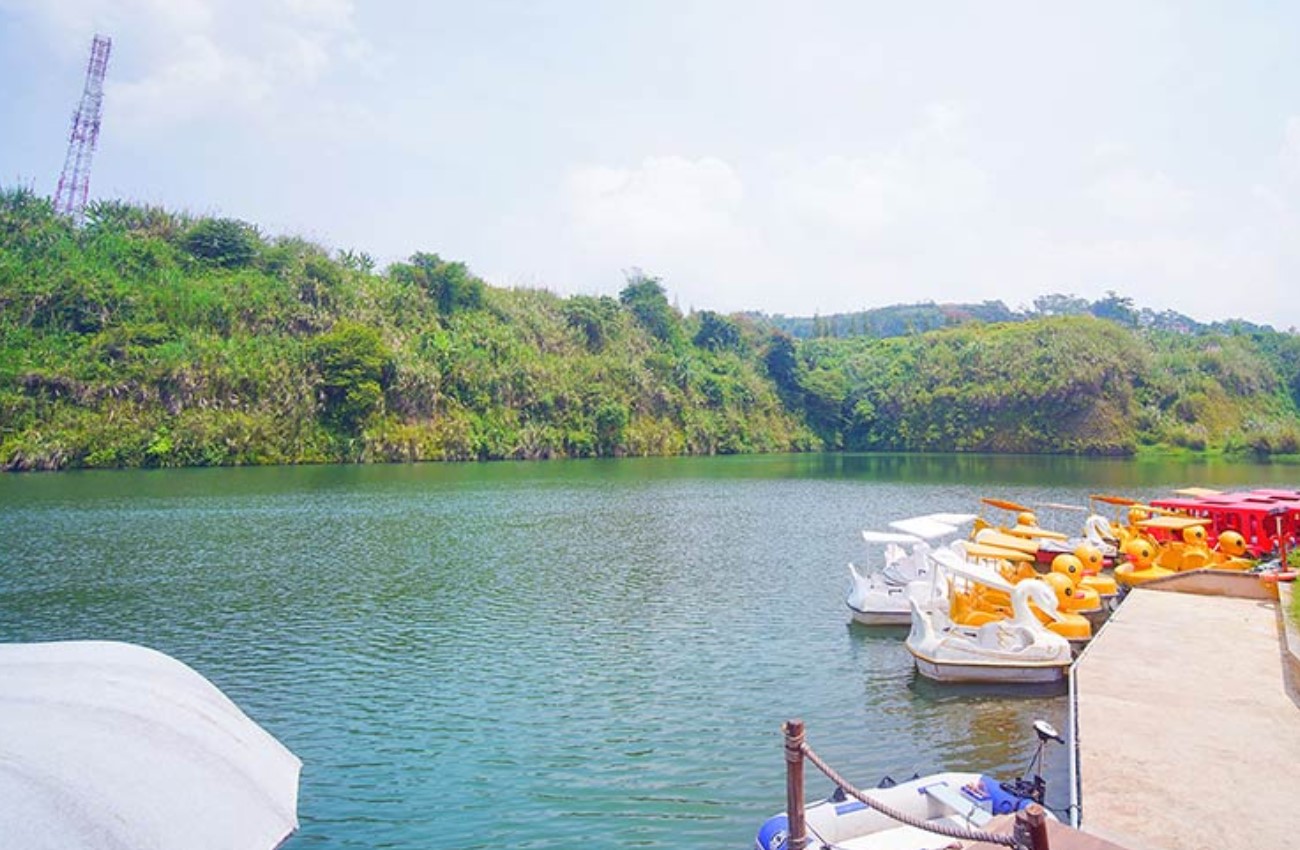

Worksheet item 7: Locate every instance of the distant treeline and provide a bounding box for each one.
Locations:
[747,293,1278,341]
[2,188,1298,470]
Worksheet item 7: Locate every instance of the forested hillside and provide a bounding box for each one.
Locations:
[2,188,1298,470]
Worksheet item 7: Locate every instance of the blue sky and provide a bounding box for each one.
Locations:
[3,1,1299,328]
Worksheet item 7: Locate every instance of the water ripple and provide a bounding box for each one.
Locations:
[4,457,1282,847]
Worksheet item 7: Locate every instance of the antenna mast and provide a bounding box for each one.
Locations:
[54,34,112,223]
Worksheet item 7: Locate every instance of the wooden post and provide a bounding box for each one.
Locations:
[783,719,807,850]
[1013,803,1050,850]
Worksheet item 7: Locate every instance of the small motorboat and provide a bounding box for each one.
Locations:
[846,513,975,626]
[905,550,1073,684]
[755,719,1064,850]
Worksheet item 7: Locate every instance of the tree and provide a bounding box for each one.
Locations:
[183,218,259,268]
[1089,291,1138,327]
[619,270,680,344]
[390,252,484,315]
[1032,293,1090,317]
[763,331,800,398]
[693,310,744,352]
[563,295,620,352]
[313,321,392,433]
[594,400,629,455]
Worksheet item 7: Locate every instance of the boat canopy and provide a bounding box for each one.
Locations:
[889,515,970,539]
[1137,516,1210,531]
[930,547,1016,592]
[960,542,1036,563]
[981,497,1033,513]
[1172,487,1223,498]
[973,529,1040,554]
[861,530,925,545]
[1006,524,1068,540]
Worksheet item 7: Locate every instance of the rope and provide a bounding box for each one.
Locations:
[799,743,1018,848]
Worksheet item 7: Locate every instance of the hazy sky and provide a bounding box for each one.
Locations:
[3,1,1298,328]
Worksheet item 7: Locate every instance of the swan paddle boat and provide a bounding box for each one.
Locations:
[906,549,1074,684]
[941,546,1095,648]
[754,719,1064,850]
[846,513,975,626]
[1036,513,1121,564]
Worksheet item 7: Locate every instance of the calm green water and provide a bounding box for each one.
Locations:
[2,454,1295,848]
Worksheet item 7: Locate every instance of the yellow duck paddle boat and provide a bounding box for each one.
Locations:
[1114,538,1175,587]
[1208,530,1255,571]
[1142,516,1214,571]
[1031,572,1093,645]
[1072,543,1120,609]
[1046,554,1109,630]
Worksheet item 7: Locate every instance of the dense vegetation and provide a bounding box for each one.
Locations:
[0,190,812,469]
[2,188,1298,470]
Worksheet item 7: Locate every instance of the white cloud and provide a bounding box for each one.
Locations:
[1282,116,1300,182]
[776,150,989,239]
[554,104,996,313]
[5,0,373,128]
[772,101,990,241]
[559,156,767,307]
[566,156,746,249]
[1084,169,1193,224]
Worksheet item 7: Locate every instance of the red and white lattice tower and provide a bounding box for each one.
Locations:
[54,34,112,223]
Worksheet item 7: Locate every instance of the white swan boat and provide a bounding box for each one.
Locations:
[754,720,1064,850]
[1036,513,1120,562]
[905,549,1073,684]
[846,513,975,626]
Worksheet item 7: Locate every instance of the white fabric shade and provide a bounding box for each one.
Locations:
[889,516,960,540]
[862,530,924,544]
[0,640,301,850]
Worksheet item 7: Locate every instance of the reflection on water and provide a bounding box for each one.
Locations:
[0,454,1291,847]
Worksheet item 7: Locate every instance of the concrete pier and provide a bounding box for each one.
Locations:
[1072,577,1300,850]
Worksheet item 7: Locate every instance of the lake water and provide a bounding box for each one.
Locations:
[2,454,1295,848]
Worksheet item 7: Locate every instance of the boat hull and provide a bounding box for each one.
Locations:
[910,651,1068,684]
[847,606,912,627]
[755,770,1045,850]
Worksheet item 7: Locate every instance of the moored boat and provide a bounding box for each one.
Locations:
[846,513,975,627]
[755,720,1064,850]
[905,550,1074,684]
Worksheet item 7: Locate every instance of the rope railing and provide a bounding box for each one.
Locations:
[800,740,1017,847]
[782,719,1050,850]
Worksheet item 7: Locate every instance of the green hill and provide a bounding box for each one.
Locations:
[2,188,1298,470]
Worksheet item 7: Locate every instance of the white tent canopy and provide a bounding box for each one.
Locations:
[887,513,975,540]
[0,640,301,850]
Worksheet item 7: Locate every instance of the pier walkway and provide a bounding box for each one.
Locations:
[1072,579,1300,850]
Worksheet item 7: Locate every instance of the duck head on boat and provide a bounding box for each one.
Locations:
[1114,537,1174,587]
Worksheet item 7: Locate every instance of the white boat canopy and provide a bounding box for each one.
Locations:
[888,513,975,540]
[929,546,1016,593]
[916,512,978,527]
[861,530,925,544]
[0,640,301,850]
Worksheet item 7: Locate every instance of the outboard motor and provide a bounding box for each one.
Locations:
[998,719,1064,806]
[754,813,789,850]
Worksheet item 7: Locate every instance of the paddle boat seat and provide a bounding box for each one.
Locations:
[835,815,989,850]
[919,782,994,827]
